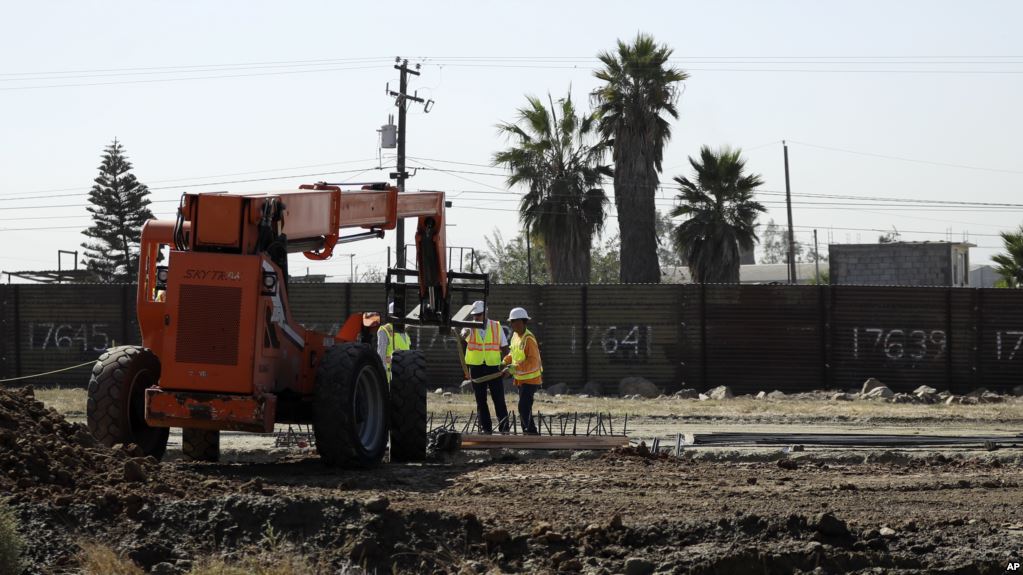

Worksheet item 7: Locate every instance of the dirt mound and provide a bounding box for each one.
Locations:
[605,441,669,461]
[0,386,221,504]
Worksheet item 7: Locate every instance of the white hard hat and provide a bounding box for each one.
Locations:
[508,307,530,321]
[470,300,486,315]
[388,302,395,315]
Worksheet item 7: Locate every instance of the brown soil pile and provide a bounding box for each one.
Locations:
[605,441,669,461]
[0,386,220,505]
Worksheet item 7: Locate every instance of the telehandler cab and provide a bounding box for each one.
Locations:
[86,183,488,465]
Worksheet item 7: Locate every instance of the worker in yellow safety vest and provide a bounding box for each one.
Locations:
[502,306,542,435]
[460,300,510,433]
[377,302,410,381]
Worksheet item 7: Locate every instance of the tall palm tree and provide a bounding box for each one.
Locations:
[671,146,766,283]
[992,225,1023,287]
[591,33,688,283]
[493,92,611,283]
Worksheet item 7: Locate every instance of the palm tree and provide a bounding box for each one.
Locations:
[992,225,1023,287]
[671,146,766,283]
[591,33,688,283]
[493,92,611,283]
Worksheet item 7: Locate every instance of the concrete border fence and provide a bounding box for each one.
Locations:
[2,283,1021,394]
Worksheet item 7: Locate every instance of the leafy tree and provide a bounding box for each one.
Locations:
[477,229,550,284]
[590,232,621,283]
[760,219,787,264]
[592,33,688,284]
[655,210,685,268]
[493,91,611,283]
[760,219,831,264]
[992,225,1023,288]
[879,227,901,244]
[81,140,155,282]
[671,146,766,283]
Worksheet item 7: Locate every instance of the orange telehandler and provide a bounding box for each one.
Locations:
[85,183,488,465]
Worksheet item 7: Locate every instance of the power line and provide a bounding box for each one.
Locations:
[0,64,383,91]
[0,158,387,202]
[787,140,1023,175]
[0,56,395,77]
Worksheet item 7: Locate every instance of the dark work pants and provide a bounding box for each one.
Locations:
[469,364,509,433]
[518,383,539,434]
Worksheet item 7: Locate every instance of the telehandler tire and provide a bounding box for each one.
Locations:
[389,350,428,462]
[313,343,389,466]
[182,428,220,462]
[87,345,169,460]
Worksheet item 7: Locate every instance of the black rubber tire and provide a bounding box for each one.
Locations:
[86,345,169,460]
[181,428,220,462]
[313,343,389,467]
[389,350,428,462]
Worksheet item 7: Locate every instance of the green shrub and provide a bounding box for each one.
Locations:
[0,501,25,575]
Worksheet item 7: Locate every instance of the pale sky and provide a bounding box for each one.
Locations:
[2,0,1022,282]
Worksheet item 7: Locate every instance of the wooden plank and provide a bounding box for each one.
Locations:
[458,434,630,451]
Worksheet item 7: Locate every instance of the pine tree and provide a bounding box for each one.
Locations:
[81,140,154,282]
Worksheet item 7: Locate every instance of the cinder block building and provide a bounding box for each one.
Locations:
[829,242,973,286]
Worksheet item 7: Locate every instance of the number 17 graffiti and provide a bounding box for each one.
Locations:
[996,331,1023,361]
[852,327,946,360]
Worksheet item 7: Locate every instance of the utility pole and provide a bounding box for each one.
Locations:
[783,140,797,284]
[813,229,820,285]
[387,58,433,270]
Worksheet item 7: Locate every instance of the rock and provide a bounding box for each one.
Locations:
[618,377,660,398]
[707,385,734,400]
[913,385,937,397]
[151,563,177,575]
[778,458,798,470]
[891,393,916,404]
[531,522,552,537]
[364,495,389,513]
[624,557,655,575]
[965,387,989,398]
[673,388,698,399]
[443,392,453,398]
[483,528,509,544]
[560,558,583,572]
[434,388,444,394]
[123,459,147,483]
[861,377,886,394]
[698,394,710,401]
[831,392,854,401]
[582,381,603,396]
[879,526,897,538]
[609,514,624,530]
[571,450,600,461]
[755,391,768,399]
[767,390,786,399]
[980,392,1005,404]
[865,385,894,400]
[945,395,959,405]
[546,382,570,395]
[815,512,850,538]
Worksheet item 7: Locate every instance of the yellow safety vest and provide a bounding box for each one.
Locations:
[379,323,410,380]
[465,319,503,366]
[509,329,542,382]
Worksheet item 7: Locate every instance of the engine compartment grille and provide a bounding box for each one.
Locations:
[175,284,242,366]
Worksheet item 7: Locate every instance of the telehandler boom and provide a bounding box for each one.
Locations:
[86,183,488,465]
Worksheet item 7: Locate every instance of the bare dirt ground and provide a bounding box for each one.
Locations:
[10,386,1023,574]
